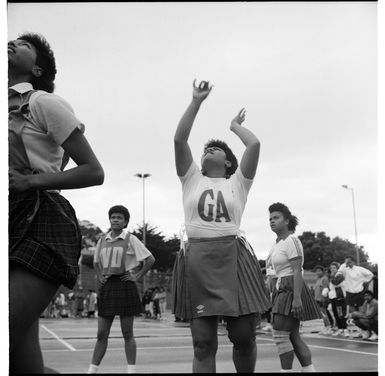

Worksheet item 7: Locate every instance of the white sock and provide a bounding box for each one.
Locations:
[87,364,99,373]
[281,369,292,372]
[302,364,315,372]
[127,364,136,373]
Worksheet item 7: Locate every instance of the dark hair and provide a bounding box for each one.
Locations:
[330,261,340,269]
[314,265,324,272]
[268,202,299,231]
[203,139,238,177]
[345,256,354,262]
[108,205,130,225]
[364,290,374,297]
[18,32,57,93]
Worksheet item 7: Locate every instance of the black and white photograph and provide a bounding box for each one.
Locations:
[5,1,381,374]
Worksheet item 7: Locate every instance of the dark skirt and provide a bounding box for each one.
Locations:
[272,275,323,321]
[172,236,271,320]
[9,191,81,289]
[97,275,142,317]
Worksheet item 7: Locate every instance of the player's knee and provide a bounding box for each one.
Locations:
[193,339,217,360]
[228,330,255,351]
[96,328,110,342]
[272,329,293,355]
[122,329,134,341]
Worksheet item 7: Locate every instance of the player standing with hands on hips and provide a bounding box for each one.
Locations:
[88,205,155,373]
[172,80,271,373]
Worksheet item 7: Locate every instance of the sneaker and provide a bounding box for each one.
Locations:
[361,330,371,340]
[321,326,334,335]
[342,329,350,338]
[368,333,378,341]
[332,329,343,336]
[262,324,272,331]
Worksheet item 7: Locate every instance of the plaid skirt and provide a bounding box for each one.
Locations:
[97,275,143,317]
[272,275,322,321]
[9,191,82,289]
[172,236,271,320]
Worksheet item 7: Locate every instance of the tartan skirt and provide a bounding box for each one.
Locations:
[9,191,82,289]
[97,275,143,317]
[172,236,271,320]
[272,275,322,321]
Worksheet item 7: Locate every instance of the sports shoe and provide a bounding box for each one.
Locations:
[368,333,378,341]
[262,324,272,331]
[332,329,343,336]
[342,329,350,337]
[361,330,371,340]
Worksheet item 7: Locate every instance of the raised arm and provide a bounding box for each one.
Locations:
[230,109,260,179]
[174,80,213,176]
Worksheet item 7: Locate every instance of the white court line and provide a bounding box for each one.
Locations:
[40,325,76,352]
[42,343,276,353]
[308,344,377,357]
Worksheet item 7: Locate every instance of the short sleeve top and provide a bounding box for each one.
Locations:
[9,82,84,174]
[179,161,253,238]
[270,234,304,278]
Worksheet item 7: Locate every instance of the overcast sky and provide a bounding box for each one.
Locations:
[5,2,379,263]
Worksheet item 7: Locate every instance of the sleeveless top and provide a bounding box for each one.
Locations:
[97,233,131,276]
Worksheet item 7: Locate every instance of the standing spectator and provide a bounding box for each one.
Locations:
[148,288,155,319]
[351,291,378,341]
[158,287,167,320]
[142,290,152,319]
[87,290,97,318]
[328,262,349,337]
[67,291,76,318]
[152,287,161,320]
[75,287,86,317]
[57,292,66,318]
[314,266,334,334]
[336,256,373,314]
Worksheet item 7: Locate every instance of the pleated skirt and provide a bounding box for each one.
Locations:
[9,191,81,289]
[272,275,322,321]
[97,275,143,317]
[172,236,271,320]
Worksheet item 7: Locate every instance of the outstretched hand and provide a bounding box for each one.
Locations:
[192,79,213,103]
[230,108,246,131]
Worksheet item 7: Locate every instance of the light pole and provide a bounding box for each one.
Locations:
[134,173,151,293]
[134,173,151,246]
[342,184,359,265]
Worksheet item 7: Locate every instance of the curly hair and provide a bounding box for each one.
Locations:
[18,32,57,93]
[268,202,299,232]
[203,139,238,178]
[108,205,130,227]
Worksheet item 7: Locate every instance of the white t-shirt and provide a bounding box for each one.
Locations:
[270,234,304,279]
[337,263,373,293]
[179,162,253,238]
[94,230,152,272]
